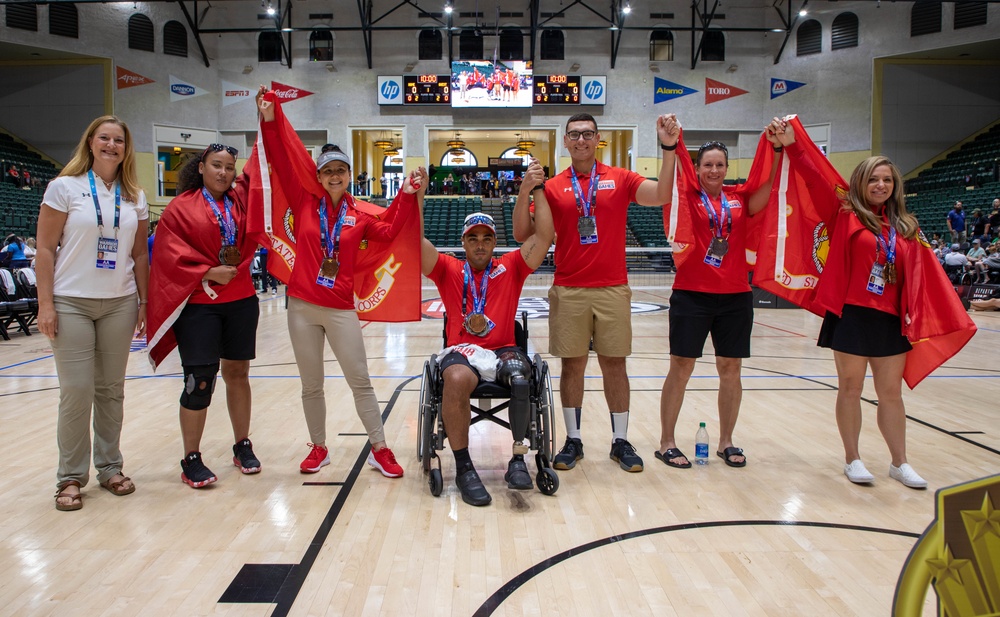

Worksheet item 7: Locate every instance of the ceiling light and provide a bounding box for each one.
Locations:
[374,139,393,149]
[597,140,608,149]
[384,147,400,156]
[446,132,465,149]
[266,3,276,16]
[514,148,530,157]
[798,9,807,17]
[444,4,453,14]
[623,3,632,15]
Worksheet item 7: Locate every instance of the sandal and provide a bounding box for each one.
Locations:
[100,474,136,496]
[717,447,747,468]
[654,448,692,469]
[55,480,83,511]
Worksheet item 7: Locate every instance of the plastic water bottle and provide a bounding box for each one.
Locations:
[695,422,709,465]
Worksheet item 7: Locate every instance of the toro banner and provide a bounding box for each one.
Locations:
[705,78,748,105]
[270,81,313,103]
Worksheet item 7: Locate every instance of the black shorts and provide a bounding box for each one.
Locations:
[668,289,754,358]
[172,295,259,365]
[817,304,912,357]
[438,345,524,382]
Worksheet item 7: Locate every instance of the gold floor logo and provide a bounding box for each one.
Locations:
[894,474,1000,616]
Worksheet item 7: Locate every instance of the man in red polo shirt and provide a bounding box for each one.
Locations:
[421,161,554,506]
[513,113,676,473]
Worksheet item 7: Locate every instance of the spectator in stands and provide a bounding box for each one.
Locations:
[974,244,1000,284]
[967,238,987,268]
[947,201,966,245]
[971,208,989,244]
[2,233,28,267]
[988,200,1000,241]
[37,115,149,511]
[931,240,943,264]
[944,244,968,268]
[21,167,30,190]
[7,163,20,187]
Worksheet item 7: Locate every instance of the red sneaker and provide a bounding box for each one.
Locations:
[300,443,330,473]
[367,447,404,478]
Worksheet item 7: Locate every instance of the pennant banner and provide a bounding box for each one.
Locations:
[770,78,806,99]
[221,80,255,107]
[654,77,698,104]
[169,75,209,102]
[116,66,154,90]
[705,78,748,105]
[270,81,314,103]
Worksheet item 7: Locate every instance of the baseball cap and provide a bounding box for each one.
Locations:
[974,238,981,244]
[462,212,496,237]
[316,149,351,171]
[931,240,939,246]
[951,243,960,250]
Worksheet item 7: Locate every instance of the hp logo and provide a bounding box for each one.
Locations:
[380,80,400,100]
[583,80,604,100]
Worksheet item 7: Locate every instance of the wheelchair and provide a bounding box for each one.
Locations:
[417,312,559,498]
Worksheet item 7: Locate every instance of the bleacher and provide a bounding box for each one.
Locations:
[905,124,1000,239]
[0,132,59,238]
[627,202,668,247]
[422,195,486,246]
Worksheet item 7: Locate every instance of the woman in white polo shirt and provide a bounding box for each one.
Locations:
[36,116,149,511]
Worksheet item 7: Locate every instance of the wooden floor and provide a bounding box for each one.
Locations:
[2,272,998,616]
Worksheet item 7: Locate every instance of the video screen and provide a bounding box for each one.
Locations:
[451,60,533,108]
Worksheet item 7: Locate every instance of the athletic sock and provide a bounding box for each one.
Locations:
[563,407,582,439]
[453,447,474,475]
[610,411,629,442]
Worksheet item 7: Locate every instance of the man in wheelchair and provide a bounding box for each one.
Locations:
[419,160,554,506]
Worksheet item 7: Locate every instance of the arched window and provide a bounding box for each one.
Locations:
[500,147,531,166]
[440,148,478,167]
[700,30,725,62]
[419,29,442,60]
[796,19,822,56]
[650,29,673,61]
[128,14,154,51]
[540,30,564,60]
[259,31,283,63]
[310,29,333,61]
[459,29,482,60]
[164,21,188,57]
[499,28,522,60]
[831,13,859,50]
[6,2,37,31]
[910,1,942,36]
[49,2,78,38]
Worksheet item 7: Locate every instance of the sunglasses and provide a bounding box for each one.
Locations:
[321,144,340,153]
[203,143,238,160]
[698,141,728,155]
[566,130,597,141]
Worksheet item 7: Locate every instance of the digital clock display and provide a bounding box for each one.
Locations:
[533,75,581,104]
[403,75,451,105]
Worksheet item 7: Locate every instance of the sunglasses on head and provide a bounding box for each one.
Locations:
[203,144,238,160]
[698,141,728,155]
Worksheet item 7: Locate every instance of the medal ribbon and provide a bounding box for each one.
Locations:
[462,261,492,317]
[569,162,600,218]
[201,187,238,247]
[319,196,349,261]
[698,190,732,240]
[873,225,898,270]
[87,170,121,238]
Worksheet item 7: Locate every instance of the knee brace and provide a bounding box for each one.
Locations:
[180,363,220,410]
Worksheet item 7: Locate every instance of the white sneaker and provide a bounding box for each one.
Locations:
[889,463,928,489]
[844,459,875,484]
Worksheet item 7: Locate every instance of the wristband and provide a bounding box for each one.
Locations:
[138,300,148,305]
[773,146,783,153]
[531,183,546,192]
[660,143,677,152]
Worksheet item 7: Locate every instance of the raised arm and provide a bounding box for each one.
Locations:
[746,118,785,216]
[635,113,681,207]
[518,161,553,270]
[418,168,440,276]
[511,159,538,243]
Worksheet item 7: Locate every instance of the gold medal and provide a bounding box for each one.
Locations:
[465,313,488,336]
[219,245,241,265]
[321,257,339,278]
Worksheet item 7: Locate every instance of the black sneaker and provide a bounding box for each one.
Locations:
[455,467,492,506]
[609,439,644,472]
[504,455,532,490]
[180,452,217,488]
[232,438,262,474]
[553,437,584,470]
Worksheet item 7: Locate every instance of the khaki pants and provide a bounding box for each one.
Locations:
[51,295,138,489]
[287,297,385,445]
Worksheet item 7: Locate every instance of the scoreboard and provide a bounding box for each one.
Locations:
[533,74,581,105]
[403,74,451,105]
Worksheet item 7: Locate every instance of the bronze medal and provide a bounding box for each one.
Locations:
[577,216,596,237]
[465,313,488,336]
[219,245,241,265]
[321,257,339,278]
[711,237,729,257]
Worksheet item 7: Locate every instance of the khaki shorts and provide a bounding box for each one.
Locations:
[548,284,632,358]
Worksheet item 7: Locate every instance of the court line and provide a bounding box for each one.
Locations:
[0,354,53,372]
[472,520,921,617]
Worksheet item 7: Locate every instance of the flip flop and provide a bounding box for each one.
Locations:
[717,446,747,468]
[100,475,136,496]
[654,448,692,469]
[55,480,83,511]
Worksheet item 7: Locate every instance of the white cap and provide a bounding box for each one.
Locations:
[316,149,351,171]
[462,212,496,237]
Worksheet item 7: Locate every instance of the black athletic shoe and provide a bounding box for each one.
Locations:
[609,439,644,472]
[232,438,262,474]
[455,467,492,506]
[180,452,217,488]
[504,455,533,490]
[553,437,584,470]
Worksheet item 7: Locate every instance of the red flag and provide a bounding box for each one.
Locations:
[752,115,976,388]
[251,92,421,322]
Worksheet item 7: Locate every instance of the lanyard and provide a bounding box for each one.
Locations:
[873,225,898,267]
[698,190,732,239]
[569,163,600,217]
[87,170,120,237]
[201,188,237,246]
[319,196,349,259]
[462,261,492,316]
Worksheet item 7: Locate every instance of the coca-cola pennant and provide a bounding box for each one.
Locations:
[270,81,314,103]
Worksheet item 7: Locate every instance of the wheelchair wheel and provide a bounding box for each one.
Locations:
[538,360,557,461]
[417,360,435,472]
[536,468,559,496]
[429,468,443,496]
